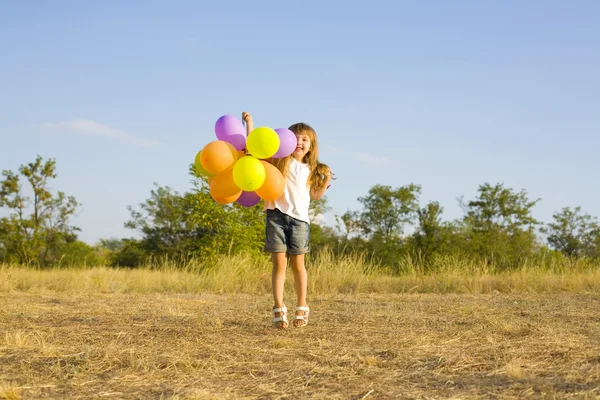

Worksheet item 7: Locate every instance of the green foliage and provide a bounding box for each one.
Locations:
[336,182,550,273]
[108,239,146,268]
[59,240,107,267]
[357,183,421,242]
[461,182,540,232]
[407,201,461,263]
[5,155,600,274]
[333,184,421,270]
[119,168,266,266]
[99,237,124,252]
[125,183,209,259]
[412,201,446,256]
[0,155,79,267]
[541,206,600,258]
[309,196,331,221]
[456,183,541,269]
[309,223,340,254]
[336,210,362,241]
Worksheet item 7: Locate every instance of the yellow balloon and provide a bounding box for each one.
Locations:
[246,127,280,159]
[233,156,266,191]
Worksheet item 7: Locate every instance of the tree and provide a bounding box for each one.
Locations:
[334,184,421,271]
[459,183,541,267]
[124,168,266,265]
[59,240,106,267]
[125,183,228,261]
[108,239,146,267]
[411,201,454,258]
[357,184,421,242]
[309,196,340,254]
[0,155,79,266]
[125,184,206,259]
[99,237,124,252]
[461,183,540,233]
[541,206,600,258]
[187,165,265,257]
[336,210,361,241]
[309,196,330,222]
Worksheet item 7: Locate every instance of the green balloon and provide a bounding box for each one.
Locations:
[246,127,280,159]
[232,156,266,191]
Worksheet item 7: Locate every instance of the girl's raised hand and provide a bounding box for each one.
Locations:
[241,112,252,124]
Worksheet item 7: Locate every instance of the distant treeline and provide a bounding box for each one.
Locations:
[2,156,599,272]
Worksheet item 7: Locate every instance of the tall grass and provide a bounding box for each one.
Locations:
[1,250,599,295]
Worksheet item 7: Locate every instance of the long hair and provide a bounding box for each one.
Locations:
[271,122,331,191]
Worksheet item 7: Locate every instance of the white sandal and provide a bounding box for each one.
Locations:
[272,305,289,329]
[294,306,310,328]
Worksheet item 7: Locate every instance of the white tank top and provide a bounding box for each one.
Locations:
[264,159,311,223]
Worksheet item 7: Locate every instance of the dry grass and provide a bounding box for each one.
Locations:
[2,252,600,296]
[1,256,600,398]
[1,292,599,398]
[0,292,600,399]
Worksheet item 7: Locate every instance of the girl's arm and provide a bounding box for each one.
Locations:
[310,164,334,200]
[310,174,332,200]
[242,111,253,137]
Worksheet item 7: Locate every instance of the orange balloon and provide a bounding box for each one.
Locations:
[211,191,242,204]
[194,150,215,178]
[226,142,239,157]
[200,141,239,175]
[210,168,242,199]
[256,161,285,201]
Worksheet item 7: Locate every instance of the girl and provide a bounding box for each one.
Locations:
[242,112,333,328]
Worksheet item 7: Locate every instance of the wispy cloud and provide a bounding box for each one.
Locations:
[326,146,394,167]
[44,119,162,148]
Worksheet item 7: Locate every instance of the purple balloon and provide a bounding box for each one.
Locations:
[272,128,297,158]
[236,191,261,207]
[215,115,246,151]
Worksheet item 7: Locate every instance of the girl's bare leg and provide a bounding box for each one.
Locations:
[290,254,308,327]
[272,252,288,328]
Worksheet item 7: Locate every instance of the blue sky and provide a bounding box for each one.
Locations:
[1,1,599,245]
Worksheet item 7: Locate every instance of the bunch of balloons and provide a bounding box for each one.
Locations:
[194,115,297,206]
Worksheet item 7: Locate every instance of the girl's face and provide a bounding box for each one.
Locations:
[293,133,311,161]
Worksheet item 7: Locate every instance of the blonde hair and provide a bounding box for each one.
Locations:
[271,123,331,191]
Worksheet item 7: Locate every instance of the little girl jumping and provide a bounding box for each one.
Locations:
[242,112,333,328]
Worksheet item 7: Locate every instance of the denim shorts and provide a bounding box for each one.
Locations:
[265,209,310,255]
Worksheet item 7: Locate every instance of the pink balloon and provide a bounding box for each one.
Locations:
[215,115,246,151]
[272,128,297,158]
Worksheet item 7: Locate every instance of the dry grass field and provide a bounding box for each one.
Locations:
[1,259,600,399]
